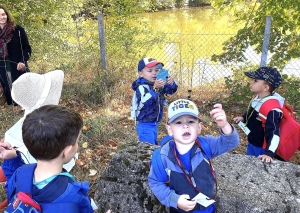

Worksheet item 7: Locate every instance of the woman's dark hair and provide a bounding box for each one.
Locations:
[22,105,83,160]
[0,5,16,27]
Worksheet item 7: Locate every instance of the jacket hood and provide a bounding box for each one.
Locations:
[132,77,153,91]
[252,92,285,111]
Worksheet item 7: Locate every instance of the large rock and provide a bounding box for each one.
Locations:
[94,142,300,213]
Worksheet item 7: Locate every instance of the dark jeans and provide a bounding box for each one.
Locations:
[0,58,13,105]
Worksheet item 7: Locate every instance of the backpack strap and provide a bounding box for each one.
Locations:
[259,99,281,125]
[159,135,173,147]
[15,164,36,193]
[151,148,168,182]
[197,136,212,160]
[41,202,80,213]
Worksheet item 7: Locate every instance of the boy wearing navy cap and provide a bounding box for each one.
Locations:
[234,67,284,162]
[148,99,239,213]
[131,58,178,145]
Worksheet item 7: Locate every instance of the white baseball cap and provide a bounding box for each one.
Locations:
[167,99,200,124]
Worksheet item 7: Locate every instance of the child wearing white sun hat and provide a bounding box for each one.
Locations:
[2,70,76,172]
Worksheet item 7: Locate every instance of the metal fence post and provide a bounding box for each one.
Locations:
[98,12,107,70]
[260,15,272,67]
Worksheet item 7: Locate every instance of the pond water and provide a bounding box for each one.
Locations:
[137,7,245,86]
[137,7,300,85]
[141,7,240,34]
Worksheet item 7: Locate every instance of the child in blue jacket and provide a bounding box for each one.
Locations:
[148,99,239,213]
[0,105,94,212]
[132,57,178,145]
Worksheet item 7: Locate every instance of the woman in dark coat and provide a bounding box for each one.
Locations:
[0,5,31,105]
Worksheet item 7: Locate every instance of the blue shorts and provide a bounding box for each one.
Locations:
[246,142,264,157]
[136,122,158,145]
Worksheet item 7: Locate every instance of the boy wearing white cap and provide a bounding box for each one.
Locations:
[148,99,239,213]
[131,57,178,145]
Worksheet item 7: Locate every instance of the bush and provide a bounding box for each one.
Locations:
[189,0,211,7]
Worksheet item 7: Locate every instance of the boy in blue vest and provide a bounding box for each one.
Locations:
[233,67,284,163]
[148,99,239,213]
[0,105,94,212]
[132,57,178,145]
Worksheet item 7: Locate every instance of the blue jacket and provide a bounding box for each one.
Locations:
[132,77,178,123]
[2,152,94,213]
[148,125,239,212]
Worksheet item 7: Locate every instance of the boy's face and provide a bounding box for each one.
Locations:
[139,65,159,83]
[167,115,201,146]
[249,79,269,93]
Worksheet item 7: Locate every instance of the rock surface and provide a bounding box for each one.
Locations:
[94,142,300,213]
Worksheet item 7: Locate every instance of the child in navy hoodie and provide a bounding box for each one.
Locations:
[131,57,178,145]
[0,105,94,212]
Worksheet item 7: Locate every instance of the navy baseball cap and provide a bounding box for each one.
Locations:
[244,67,282,88]
[137,58,164,72]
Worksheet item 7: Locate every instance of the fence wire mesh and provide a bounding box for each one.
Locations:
[1,8,300,134]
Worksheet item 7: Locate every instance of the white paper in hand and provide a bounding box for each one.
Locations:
[192,192,215,207]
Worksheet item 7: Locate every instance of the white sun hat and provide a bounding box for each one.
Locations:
[7,70,77,171]
[11,70,64,114]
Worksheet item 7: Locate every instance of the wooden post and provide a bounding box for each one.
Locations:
[260,15,271,67]
[97,12,107,70]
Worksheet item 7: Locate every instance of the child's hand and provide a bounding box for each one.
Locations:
[166,75,174,85]
[177,194,197,212]
[210,104,232,135]
[258,154,273,163]
[210,104,228,127]
[0,142,17,159]
[233,116,244,123]
[153,79,166,90]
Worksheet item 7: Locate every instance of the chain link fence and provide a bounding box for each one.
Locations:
[1,7,300,132]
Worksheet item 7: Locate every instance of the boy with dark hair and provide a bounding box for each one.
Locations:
[148,99,239,213]
[0,105,94,212]
[132,57,178,145]
[233,67,284,163]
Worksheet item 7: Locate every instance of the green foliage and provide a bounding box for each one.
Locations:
[224,67,300,112]
[211,0,300,69]
[62,67,120,105]
[189,0,212,7]
[175,0,185,8]
[149,0,176,10]
[223,66,253,106]
[279,74,300,111]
